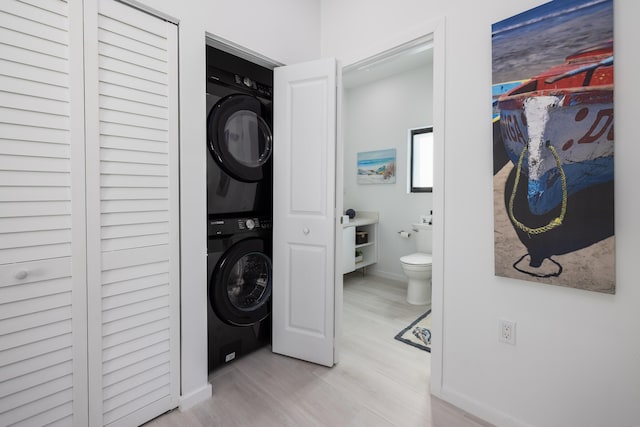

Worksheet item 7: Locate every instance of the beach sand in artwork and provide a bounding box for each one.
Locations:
[493,163,615,293]
[357,174,395,184]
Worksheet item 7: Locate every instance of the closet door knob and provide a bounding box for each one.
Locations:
[303,227,310,235]
[15,270,28,280]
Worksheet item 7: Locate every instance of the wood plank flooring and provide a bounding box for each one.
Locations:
[145,273,492,427]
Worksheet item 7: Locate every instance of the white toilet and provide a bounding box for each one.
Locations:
[400,223,432,305]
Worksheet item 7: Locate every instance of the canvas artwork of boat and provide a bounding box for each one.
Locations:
[492,0,615,293]
[498,41,613,223]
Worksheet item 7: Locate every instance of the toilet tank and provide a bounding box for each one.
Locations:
[413,223,432,253]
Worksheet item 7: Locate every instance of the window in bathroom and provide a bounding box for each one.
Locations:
[409,126,434,192]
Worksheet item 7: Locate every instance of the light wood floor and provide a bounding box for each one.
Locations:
[146,273,492,427]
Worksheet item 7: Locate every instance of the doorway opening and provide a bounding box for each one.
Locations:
[338,29,444,392]
[340,34,435,287]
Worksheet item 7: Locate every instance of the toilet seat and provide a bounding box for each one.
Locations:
[400,253,432,265]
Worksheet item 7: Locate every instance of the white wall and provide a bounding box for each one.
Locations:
[130,0,321,409]
[323,1,640,426]
[343,65,433,280]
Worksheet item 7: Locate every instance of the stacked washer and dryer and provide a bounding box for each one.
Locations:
[206,46,274,371]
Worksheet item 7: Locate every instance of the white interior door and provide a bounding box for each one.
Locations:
[272,58,338,367]
[84,1,180,425]
[0,1,88,425]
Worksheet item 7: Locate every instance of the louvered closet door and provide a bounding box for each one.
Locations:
[0,1,88,426]
[83,1,180,425]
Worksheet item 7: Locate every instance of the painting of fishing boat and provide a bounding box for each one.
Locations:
[492,0,615,293]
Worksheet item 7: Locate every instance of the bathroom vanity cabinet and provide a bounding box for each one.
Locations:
[342,212,378,274]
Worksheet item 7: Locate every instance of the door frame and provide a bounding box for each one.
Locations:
[204,36,343,368]
[339,17,446,396]
[206,34,284,70]
[205,16,446,391]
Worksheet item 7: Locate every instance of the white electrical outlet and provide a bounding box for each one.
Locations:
[499,319,516,345]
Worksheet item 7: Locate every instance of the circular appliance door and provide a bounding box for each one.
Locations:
[208,94,272,182]
[210,238,272,326]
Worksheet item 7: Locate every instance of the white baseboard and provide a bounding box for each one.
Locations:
[433,386,531,427]
[179,383,212,411]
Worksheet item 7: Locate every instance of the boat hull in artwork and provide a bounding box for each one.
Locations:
[499,87,613,215]
[497,40,614,216]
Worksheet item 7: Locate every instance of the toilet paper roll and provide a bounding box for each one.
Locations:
[399,231,411,239]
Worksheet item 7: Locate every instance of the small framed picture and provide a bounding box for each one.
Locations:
[357,149,396,184]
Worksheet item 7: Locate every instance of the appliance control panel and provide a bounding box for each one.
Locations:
[234,75,273,98]
[209,217,272,236]
[206,66,272,99]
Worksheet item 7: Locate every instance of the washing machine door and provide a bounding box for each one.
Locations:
[208,94,272,183]
[210,238,272,326]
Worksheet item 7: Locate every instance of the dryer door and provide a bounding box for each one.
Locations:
[210,238,272,326]
[208,94,272,182]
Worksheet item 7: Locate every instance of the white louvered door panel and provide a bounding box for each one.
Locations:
[0,1,88,426]
[84,1,180,425]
